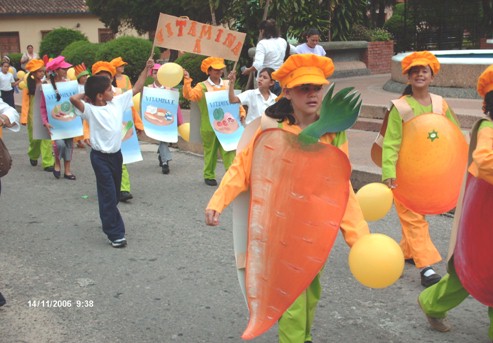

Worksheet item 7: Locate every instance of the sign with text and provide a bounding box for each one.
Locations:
[154,13,245,61]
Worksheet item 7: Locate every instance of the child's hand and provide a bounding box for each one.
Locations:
[183,70,190,79]
[384,178,397,189]
[145,59,154,69]
[205,209,221,226]
[228,71,236,83]
[44,123,53,136]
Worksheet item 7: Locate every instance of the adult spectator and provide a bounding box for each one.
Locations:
[295,28,326,56]
[20,45,40,71]
[242,19,289,95]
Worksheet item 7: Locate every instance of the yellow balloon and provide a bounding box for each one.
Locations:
[349,233,404,288]
[8,67,14,74]
[178,122,190,142]
[132,93,141,114]
[157,63,184,88]
[18,81,27,90]
[67,67,76,81]
[17,70,26,80]
[356,182,393,221]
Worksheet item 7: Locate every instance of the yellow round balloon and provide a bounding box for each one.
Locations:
[132,93,141,114]
[18,81,27,90]
[356,183,393,221]
[17,70,26,80]
[157,63,184,88]
[67,67,76,81]
[178,122,190,142]
[8,67,14,74]
[349,233,404,288]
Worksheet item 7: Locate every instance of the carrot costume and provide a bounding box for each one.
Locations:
[206,54,369,342]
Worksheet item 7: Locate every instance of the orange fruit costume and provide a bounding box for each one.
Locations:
[207,54,369,341]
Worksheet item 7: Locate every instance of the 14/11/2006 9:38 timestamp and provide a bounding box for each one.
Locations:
[28,300,94,308]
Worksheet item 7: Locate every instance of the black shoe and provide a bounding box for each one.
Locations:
[44,166,54,172]
[204,178,217,186]
[29,159,38,166]
[0,292,6,306]
[420,267,441,288]
[120,191,133,202]
[405,258,416,265]
[161,163,169,174]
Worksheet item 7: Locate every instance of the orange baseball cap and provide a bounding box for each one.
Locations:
[200,57,226,74]
[92,61,116,77]
[477,64,493,98]
[401,51,440,75]
[272,54,334,89]
[25,59,45,72]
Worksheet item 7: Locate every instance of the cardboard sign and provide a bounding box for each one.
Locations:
[154,13,246,61]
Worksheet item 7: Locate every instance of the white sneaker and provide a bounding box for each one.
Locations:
[109,238,127,248]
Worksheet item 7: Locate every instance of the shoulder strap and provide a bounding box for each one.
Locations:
[391,97,414,122]
[202,80,229,93]
[260,113,280,130]
[429,93,443,114]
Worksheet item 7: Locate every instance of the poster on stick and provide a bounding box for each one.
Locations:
[154,13,246,61]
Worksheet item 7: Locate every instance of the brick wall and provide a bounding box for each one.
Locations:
[362,41,394,74]
[480,38,493,49]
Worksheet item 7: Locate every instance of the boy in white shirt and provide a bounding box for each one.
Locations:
[70,59,153,248]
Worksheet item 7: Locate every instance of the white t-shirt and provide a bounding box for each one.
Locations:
[0,97,19,132]
[0,72,15,91]
[76,90,133,153]
[252,37,288,72]
[237,89,276,125]
[295,43,326,56]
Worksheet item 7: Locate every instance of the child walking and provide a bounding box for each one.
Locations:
[381,51,460,287]
[417,64,493,342]
[148,63,184,174]
[20,59,55,171]
[70,59,154,248]
[41,56,76,180]
[205,54,369,342]
[228,67,276,126]
[183,57,245,186]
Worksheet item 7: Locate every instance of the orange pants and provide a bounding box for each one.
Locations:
[394,198,442,268]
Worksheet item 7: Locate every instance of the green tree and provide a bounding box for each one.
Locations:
[39,28,88,57]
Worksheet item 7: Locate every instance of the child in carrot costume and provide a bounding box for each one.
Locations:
[418,64,493,341]
[205,54,370,342]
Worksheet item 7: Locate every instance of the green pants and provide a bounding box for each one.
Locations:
[27,113,54,169]
[201,130,235,179]
[419,257,493,340]
[121,164,130,192]
[278,273,322,343]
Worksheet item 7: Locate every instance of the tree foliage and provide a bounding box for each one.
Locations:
[39,28,88,57]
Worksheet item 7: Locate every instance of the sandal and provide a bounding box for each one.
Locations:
[53,169,61,179]
[64,174,76,181]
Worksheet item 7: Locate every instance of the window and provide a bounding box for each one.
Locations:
[0,32,20,55]
[98,29,114,43]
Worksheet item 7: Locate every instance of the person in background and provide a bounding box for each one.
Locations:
[73,63,90,148]
[228,67,276,126]
[20,44,40,71]
[0,61,20,107]
[41,56,76,180]
[183,57,245,186]
[20,59,54,171]
[295,28,326,56]
[242,19,289,95]
[148,63,184,174]
[110,57,143,200]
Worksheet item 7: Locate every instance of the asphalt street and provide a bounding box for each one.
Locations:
[0,128,490,343]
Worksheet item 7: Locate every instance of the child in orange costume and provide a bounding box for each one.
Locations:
[382,51,460,287]
[205,54,369,342]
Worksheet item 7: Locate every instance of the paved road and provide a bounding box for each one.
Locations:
[0,128,489,343]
